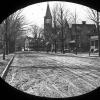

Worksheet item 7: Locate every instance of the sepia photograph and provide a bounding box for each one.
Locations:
[0,0,100,99]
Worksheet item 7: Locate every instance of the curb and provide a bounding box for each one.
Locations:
[1,55,15,80]
[41,52,99,59]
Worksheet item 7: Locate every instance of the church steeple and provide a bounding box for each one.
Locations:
[44,3,52,42]
[45,3,52,19]
[44,3,52,25]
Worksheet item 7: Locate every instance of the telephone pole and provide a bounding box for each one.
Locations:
[61,8,64,54]
[75,9,77,55]
[3,18,8,60]
[97,11,100,56]
[3,28,6,60]
[5,18,8,55]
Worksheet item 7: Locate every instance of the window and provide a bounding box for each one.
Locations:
[95,40,98,48]
[91,41,94,46]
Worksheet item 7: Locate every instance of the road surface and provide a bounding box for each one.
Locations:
[5,51,100,98]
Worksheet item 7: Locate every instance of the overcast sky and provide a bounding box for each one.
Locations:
[21,1,94,28]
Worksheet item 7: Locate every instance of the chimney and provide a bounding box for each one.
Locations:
[82,21,86,24]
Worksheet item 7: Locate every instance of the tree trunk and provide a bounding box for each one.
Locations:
[5,39,8,55]
[3,41,5,60]
[5,18,9,55]
[54,40,57,53]
[97,11,100,57]
[61,28,64,54]
[62,40,64,54]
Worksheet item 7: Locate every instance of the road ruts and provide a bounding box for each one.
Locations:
[46,55,100,88]
[4,52,100,98]
[1,55,15,80]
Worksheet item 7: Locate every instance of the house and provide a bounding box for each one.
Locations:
[24,36,34,51]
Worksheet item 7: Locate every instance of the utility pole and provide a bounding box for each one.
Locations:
[3,39,5,60]
[3,24,6,60]
[3,18,8,60]
[54,18,57,53]
[97,11,100,56]
[75,9,77,55]
[5,18,8,55]
[61,9,64,54]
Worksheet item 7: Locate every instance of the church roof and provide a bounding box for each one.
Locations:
[45,3,52,18]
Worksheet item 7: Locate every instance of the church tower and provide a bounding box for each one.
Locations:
[44,3,52,42]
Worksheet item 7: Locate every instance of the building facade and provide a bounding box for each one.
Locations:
[24,36,34,51]
[69,21,96,52]
[25,4,98,53]
[90,35,98,53]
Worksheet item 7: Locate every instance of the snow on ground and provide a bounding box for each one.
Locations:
[5,52,100,98]
[46,53,100,69]
[0,54,14,76]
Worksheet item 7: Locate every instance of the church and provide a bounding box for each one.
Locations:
[43,3,70,52]
[43,3,97,52]
[24,3,97,52]
[44,3,54,51]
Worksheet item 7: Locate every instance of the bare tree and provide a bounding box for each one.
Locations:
[7,9,27,52]
[0,9,27,59]
[87,8,100,25]
[0,21,6,59]
[52,4,59,53]
[87,8,100,56]
[29,25,44,51]
[70,9,79,54]
[55,3,71,53]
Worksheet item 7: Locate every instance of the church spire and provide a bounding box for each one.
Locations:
[45,3,52,19]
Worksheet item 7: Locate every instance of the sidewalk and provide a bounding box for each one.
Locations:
[0,53,14,76]
[74,53,99,58]
[41,51,99,58]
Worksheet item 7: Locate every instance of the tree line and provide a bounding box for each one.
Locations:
[0,2,100,59]
[0,9,27,59]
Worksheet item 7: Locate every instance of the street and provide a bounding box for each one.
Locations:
[5,51,100,98]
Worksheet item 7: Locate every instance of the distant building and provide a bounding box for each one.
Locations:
[24,36,34,51]
[24,35,45,51]
[44,4,97,52]
[15,36,26,51]
[69,21,96,52]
